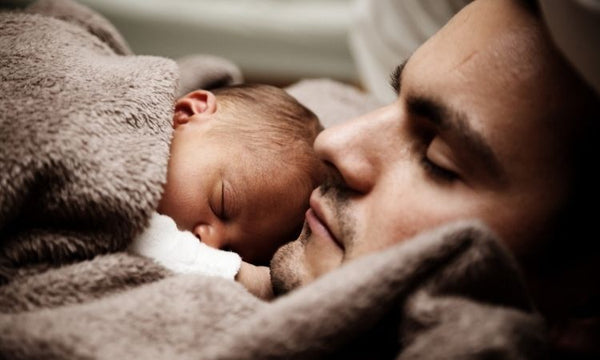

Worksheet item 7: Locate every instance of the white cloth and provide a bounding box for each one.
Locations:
[129,212,242,280]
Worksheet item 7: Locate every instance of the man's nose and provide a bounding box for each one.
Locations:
[193,223,229,251]
[314,106,394,194]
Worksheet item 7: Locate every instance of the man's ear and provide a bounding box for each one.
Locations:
[172,90,217,128]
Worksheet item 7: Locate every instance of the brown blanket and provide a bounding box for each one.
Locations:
[0,1,548,358]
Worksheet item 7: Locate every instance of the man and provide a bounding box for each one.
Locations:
[272,0,599,356]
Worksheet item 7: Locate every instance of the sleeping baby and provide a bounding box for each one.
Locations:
[129,83,324,299]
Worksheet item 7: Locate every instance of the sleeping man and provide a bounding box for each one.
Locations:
[269,0,600,357]
[0,0,598,359]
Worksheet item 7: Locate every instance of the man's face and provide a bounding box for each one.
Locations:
[272,0,583,292]
[158,113,309,265]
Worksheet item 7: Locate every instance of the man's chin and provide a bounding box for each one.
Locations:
[270,225,311,296]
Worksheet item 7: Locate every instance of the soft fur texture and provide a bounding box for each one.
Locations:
[176,54,244,98]
[0,0,176,282]
[1,1,548,359]
[0,221,548,359]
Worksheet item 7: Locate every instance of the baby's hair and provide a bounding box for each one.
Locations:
[211,83,323,143]
[210,83,325,193]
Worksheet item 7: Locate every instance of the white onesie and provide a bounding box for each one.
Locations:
[129,212,242,280]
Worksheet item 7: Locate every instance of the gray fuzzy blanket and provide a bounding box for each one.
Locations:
[0,1,547,358]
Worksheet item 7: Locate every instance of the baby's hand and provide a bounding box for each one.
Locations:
[235,262,274,300]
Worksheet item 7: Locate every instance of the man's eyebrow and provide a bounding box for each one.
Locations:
[389,59,408,95]
[406,95,507,185]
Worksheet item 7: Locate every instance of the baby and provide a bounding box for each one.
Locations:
[130,83,324,299]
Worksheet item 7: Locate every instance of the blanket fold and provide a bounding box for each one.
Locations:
[0,221,546,359]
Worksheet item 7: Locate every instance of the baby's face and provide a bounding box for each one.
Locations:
[158,118,311,265]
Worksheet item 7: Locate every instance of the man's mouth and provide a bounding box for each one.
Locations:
[305,195,343,250]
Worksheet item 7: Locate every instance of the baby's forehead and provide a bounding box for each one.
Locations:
[242,161,310,192]
[236,158,312,197]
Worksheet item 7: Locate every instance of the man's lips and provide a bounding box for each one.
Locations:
[306,195,343,249]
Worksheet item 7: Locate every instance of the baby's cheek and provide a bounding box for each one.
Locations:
[156,183,195,231]
[156,186,175,218]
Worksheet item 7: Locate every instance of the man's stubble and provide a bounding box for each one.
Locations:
[270,170,356,295]
[270,225,312,296]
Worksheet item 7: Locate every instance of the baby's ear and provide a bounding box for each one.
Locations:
[172,90,217,128]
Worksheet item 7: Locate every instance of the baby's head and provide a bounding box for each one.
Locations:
[158,84,324,265]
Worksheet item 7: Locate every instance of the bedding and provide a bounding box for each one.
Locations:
[0,1,547,358]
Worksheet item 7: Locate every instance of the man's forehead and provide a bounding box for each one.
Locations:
[386,0,574,188]
[419,0,541,68]
[401,2,553,121]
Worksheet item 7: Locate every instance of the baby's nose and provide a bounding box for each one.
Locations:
[193,224,229,250]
